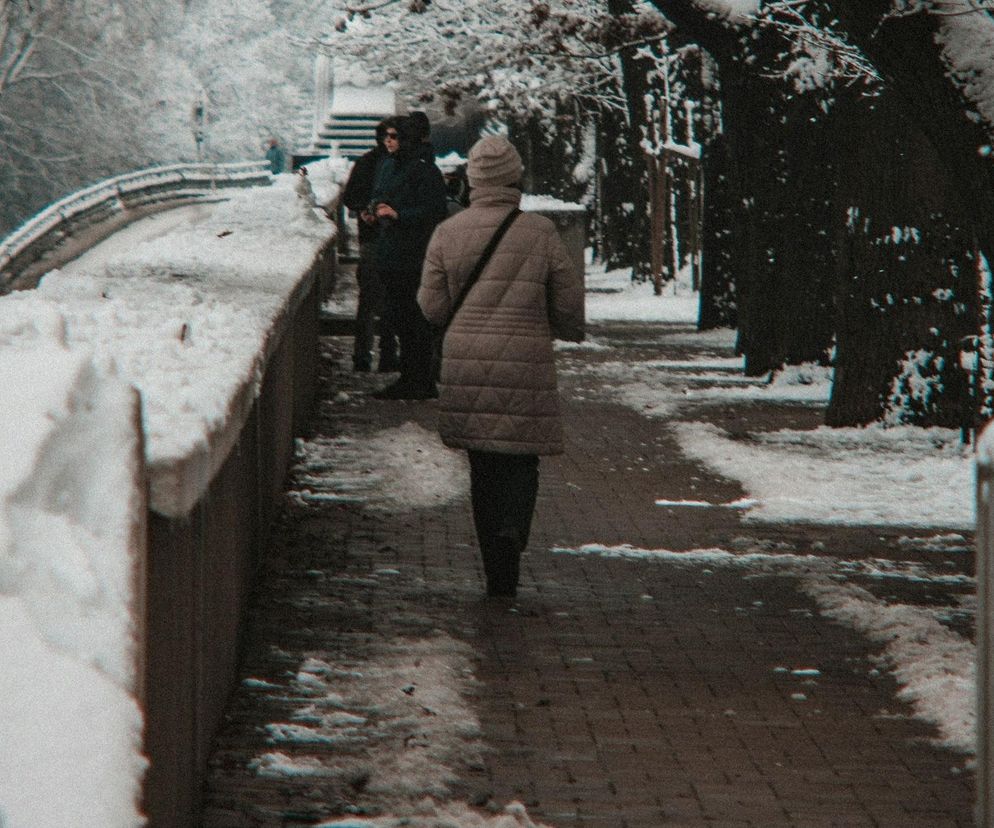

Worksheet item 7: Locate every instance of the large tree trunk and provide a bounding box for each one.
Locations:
[649,1,837,370]
[827,92,978,428]
[717,58,838,374]
[608,0,655,280]
[764,93,839,368]
[671,153,702,288]
[646,153,668,291]
[827,1,994,426]
[594,107,644,270]
[697,133,737,329]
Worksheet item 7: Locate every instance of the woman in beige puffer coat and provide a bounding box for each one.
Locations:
[418,136,584,598]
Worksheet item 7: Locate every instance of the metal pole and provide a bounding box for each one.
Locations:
[978,430,994,826]
[312,53,331,150]
[192,90,207,162]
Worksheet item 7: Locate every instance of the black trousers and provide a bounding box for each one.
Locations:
[468,450,540,595]
[353,242,397,369]
[382,270,433,390]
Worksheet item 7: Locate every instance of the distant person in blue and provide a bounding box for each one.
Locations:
[368,115,447,400]
[265,138,286,174]
[341,118,399,373]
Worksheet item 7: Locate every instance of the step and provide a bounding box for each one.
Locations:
[320,314,355,336]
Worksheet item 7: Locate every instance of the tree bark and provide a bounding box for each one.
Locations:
[608,0,656,280]
[594,106,643,270]
[827,91,978,427]
[709,46,838,374]
[698,133,737,329]
[826,1,993,426]
[650,1,837,367]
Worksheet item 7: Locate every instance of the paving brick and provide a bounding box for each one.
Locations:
[200,312,976,827]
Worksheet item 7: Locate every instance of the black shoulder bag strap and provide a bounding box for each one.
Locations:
[440,207,522,333]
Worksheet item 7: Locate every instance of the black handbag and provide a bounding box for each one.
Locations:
[430,207,522,382]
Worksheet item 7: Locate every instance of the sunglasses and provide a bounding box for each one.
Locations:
[384,131,399,139]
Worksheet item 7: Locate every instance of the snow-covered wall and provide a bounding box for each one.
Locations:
[0,166,345,827]
[0,313,147,828]
[1,173,341,518]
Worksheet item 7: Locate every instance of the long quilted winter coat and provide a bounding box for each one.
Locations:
[417,185,584,455]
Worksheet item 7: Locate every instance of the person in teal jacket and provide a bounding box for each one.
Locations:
[265,138,286,174]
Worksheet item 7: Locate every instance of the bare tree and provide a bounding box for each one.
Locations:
[0,0,142,230]
[0,0,314,235]
[307,0,701,276]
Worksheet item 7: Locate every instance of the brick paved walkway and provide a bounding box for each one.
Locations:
[202,282,975,827]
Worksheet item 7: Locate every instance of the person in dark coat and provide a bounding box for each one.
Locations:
[442,163,470,217]
[369,115,447,399]
[406,111,436,163]
[341,118,399,372]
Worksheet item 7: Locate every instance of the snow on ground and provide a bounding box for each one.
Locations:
[244,604,553,826]
[289,422,468,512]
[250,634,482,796]
[579,353,832,411]
[558,266,975,754]
[585,264,699,323]
[673,420,973,529]
[571,267,971,529]
[315,800,553,828]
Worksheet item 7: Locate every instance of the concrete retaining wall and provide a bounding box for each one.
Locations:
[142,243,334,827]
[522,201,588,282]
[0,172,341,827]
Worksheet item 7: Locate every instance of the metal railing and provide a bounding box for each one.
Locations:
[979,430,994,826]
[0,160,272,290]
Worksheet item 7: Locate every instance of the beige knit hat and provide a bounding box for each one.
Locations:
[467,136,523,189]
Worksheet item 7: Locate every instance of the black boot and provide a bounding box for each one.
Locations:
[377,329,399,372]
[372,379,437,400]
[481,536,521,598]
[377,350,399,373]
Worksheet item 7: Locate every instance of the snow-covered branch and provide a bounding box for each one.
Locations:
[756,2,879,87]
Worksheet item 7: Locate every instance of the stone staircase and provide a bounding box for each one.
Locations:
[312,113,381,159]
[305,85,396,160]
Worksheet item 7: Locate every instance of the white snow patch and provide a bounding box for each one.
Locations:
[579,354,830,418]
[521,193,585,212]
[290,422,468,512]
[9,177,336,479]
[671,421,972,528]
[251,634,485,801]
[0,332,146,828]
[802,578,974,752]
[583,264,699,323]
[316,798,554,827]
